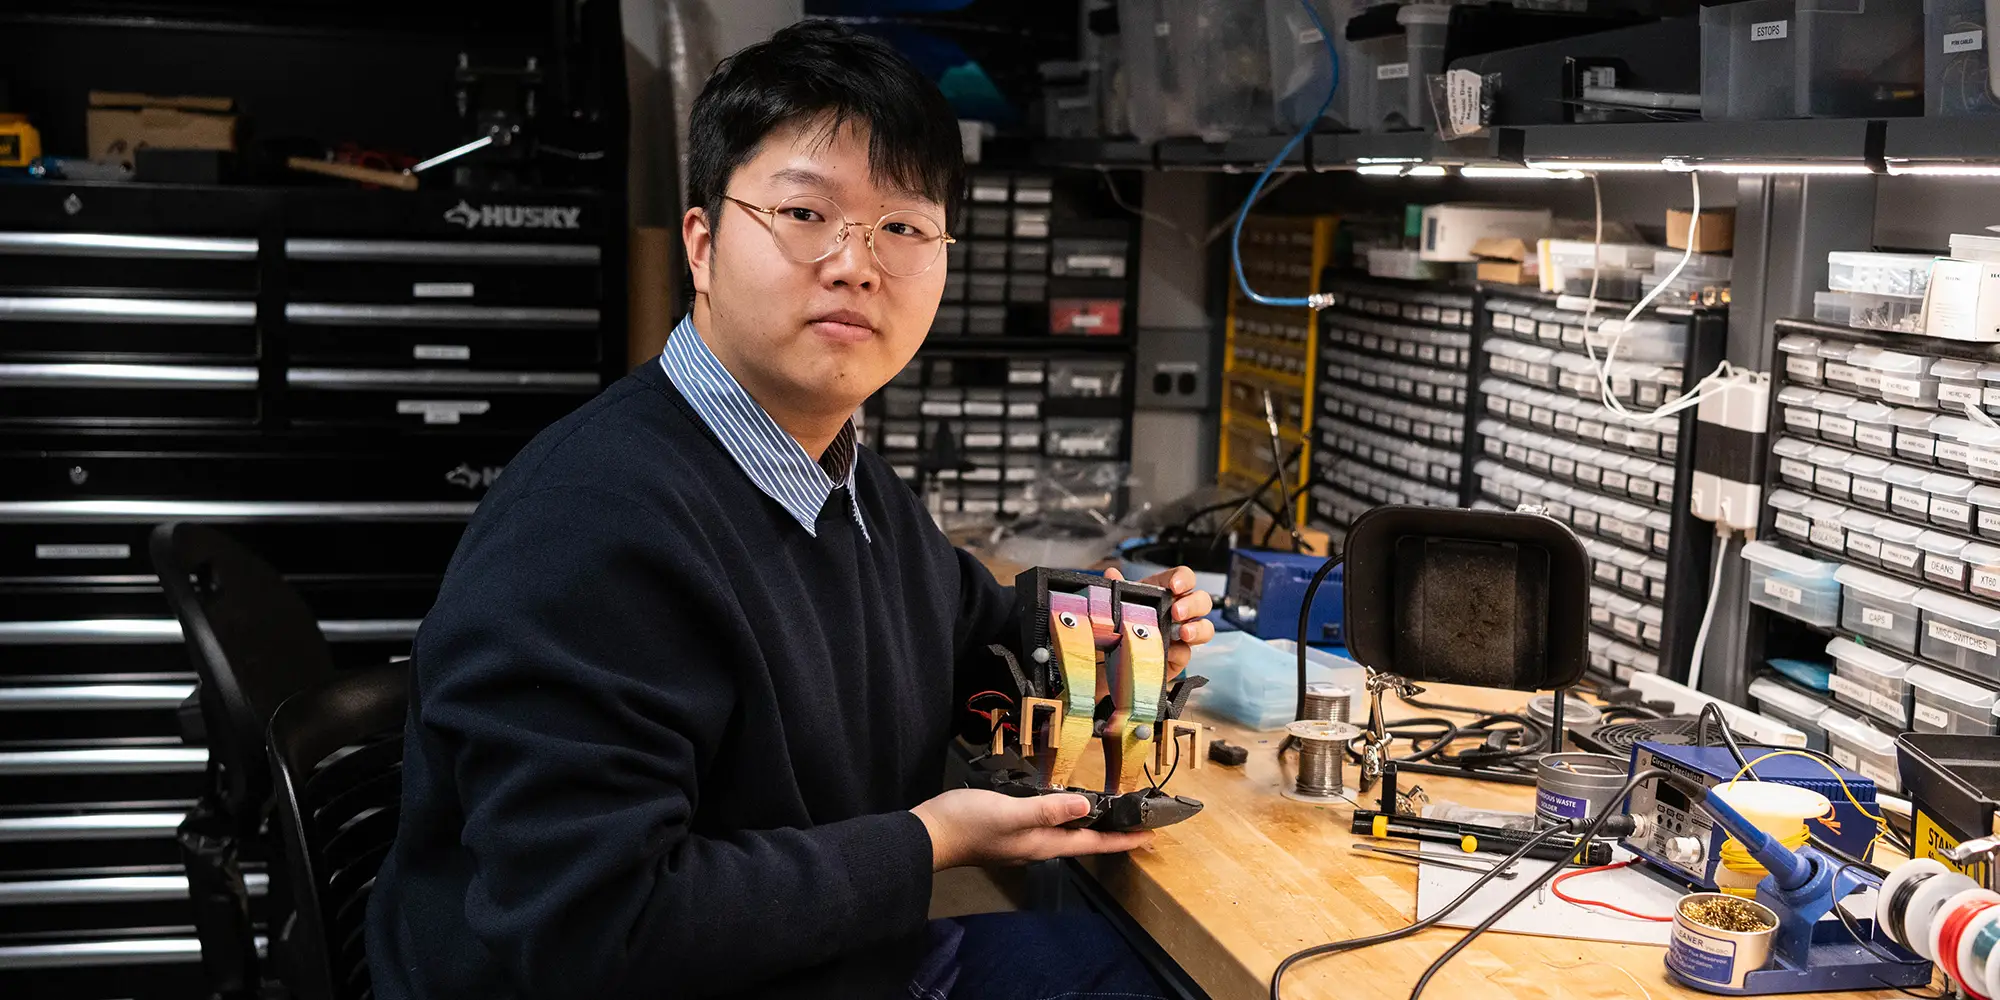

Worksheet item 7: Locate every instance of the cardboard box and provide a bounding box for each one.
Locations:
[1667,206,1733,253]
[87,91,237,168]
[1472,236,1537,285]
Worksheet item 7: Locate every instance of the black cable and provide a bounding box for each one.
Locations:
[1830,861,1929,968]
[1291,555,1345,728]
[1401,769,1684,1000]
[1695,702,1907,868]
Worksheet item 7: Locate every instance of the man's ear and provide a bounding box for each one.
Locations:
[683,205,715,296]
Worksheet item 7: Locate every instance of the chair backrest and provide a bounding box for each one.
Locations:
[151,522,338,815]
[267,662,408,1000]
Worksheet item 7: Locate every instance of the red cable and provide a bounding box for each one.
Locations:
[1550,861,1673,922]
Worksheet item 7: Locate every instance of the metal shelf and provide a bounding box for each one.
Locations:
[1515,119,1880,169]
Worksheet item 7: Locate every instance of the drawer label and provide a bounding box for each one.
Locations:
[1785,409,1820,431]
[397,399,491,424]
[1825,363,1860,386]
[1821,415,1856,439]
[1895,488,1932,515]
[1623,523,1653,547]
[1816,469,1852,494]
[1862,607,1897,630]
[1555,414,1580,433]
[1968,446,2000,474]
[414,344,472,361]
[1936,499,1974,523]
[1944,383,1983,407]
[1764,579,1804,604]
[1928,554,1968,582]
[1945,29,1986,53]
[1810,524,1846,550]
[1849,535,1882,559]
[1377,62,1411,80]
[35,543,131,560]
[1751,19,1789,41]
[1860,761,1898,789]
[1931,620,2000,657]
[1976,568,2000,596]
[1614,617,1642,640]
[1774,512,1811,538]
[1853,480,1889,503]
[1915,703,1952,730]
[1858,370,1885,392]
[1898,433,1937,459]
[1008,369,1045,384]
[413,281,475,298]
[1882,542,1922,569]
[1786,356,1821,379]
[1830,745,1860,771]
[1780,457,1814,482]
[1856,426,1895,449]
[1881,375,1925,400]
[1983,510,2000,535]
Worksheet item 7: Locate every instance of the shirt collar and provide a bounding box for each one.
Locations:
[659,315,869,541]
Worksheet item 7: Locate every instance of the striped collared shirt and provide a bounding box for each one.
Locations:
[658,315,869,541]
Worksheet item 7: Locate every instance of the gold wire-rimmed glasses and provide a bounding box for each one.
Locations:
[724,194,955,277]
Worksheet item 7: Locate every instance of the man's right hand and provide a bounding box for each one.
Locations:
[910,788,1154,871]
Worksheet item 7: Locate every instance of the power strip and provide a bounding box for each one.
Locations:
[1691,376,1768,533]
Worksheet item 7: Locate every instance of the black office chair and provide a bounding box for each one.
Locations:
[150,522,340,998]
[267,663,407,1000]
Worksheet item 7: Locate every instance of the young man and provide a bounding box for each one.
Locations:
[366,20,1215,1000]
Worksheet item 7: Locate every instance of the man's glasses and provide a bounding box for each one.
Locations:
[724,194,955,278]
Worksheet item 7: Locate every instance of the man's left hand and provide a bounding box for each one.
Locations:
[1101,565,1214,679]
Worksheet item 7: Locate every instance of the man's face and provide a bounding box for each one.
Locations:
[684,118,947,418]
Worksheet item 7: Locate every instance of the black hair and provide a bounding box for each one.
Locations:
[685,19,964,236]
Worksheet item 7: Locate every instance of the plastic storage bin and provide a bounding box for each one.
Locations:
[1742,540,1843,627]
[1926,0,2000,117]
[1825,636,1912,728]
[1805,499,1850,554]
[1778,386,1821,436]
[1773,437,1816,490]
[1918,589,2000,680]
[1700,0,1924,121]
[1974,485,2000,539]
[1770,489,1814,542]
[1820,710,1903,792]
[1930,473,1980,532]
[1894,410,1941,466]
[1816,291,1927,334]
[1779,333,1823,385]
[1266,0,1357,129]
[1967,542,2000,601]
[1118,0,1272,142]
[1348,2,1450,132]
[1814,392,1858,446]
[1878,520,1927,578]
[1749,678,1832,752]
[1809,445,1854,501]
[1847,454,1893,511]
[1946,420,1995,477]
[1920,530,1972,592]
[1829,251,1937,298]
[1850,402,1897,456]
[1836,564,1921,653]
[1937,359,1985,412]
[1909,665,1997,735]
[1819,340,1859,394]
[1875,351,1940,408]
[1843,510,1884,567]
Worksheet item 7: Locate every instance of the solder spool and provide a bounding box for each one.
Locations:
[1284,719,1359,803]
[1303,682,1353,723]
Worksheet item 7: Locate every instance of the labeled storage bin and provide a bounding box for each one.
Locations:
[1908,665,1997,735]
[1778,386,1821,435]
[1820,709,1903,792]
[1930,473,1980,532]
[1835,565,1922,653]
[1974,485,2000,539]
[1888,463,1935,521]
[1936,359,1984,411]
[1118,0,1271,142]
[1927,0,2000,117]
[1749,678,1831,752]
[1849,402,1897,456]
[1348,2,1451,132]
[1920,530,1972,592]
[1874,351,1939,408]
[1699,0,1923,121]
[1830,251,1937,297]
[1938,416,1984,473]
[1805,498,1849,554]
[1774,437,1816,489]
[1878,519,1927,577]
[1742,539,1843,627]
[1847,454,1892,510]
[1770,489,1813,542]
[1825,636,1912,728]
[1808,445,1854,500]
[1814,391,1857,445]
[1266,0,1357,129]
[1047,359,1126,398]
[1918,589,2000,680]
[1779,333,1824,385]
[1967,542,2000,601]
[1843,510,1884,567]
[1893,409,1940,465]
[1847,345,1888,399]
[1821,340,1860,394]
[1045,417,1123,458]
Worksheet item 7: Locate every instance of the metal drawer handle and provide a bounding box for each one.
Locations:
[0,746,208,774]
[0,232,256,259]
[0,872,266,905]
[0,363,257,389]
[285,303,598,328]
[0,499,479,522]
[286,238,598,264]
[0,811,185,842]
[0,618,420,644]
[0,683,194,710]
[0,297,255,325]
[287,367,599,392]
[0,935,217,969]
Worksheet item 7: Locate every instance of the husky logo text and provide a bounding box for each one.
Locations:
[442,200,583,231]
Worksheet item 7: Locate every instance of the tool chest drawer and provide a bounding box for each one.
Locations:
[0,744,208,807]
[0,364,258,427]
[0,297,258,363]
[284,367,597,431]
[0,511,471,580]
[2,440,521,502]
[284,238,601,307]
[0,232,259,296]
[0,677,188,745]
[283,303,601,369]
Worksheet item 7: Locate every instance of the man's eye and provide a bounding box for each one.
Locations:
[881,221,923,238]
[782,207,824,223]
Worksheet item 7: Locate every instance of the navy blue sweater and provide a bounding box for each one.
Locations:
[367,360,1019,1000]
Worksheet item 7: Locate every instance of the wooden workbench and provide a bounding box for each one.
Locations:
[1057,684,1906,1000]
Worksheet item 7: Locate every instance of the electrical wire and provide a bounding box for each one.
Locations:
[1233,0,1340,311]
[1695,702,1909,866]
[1550,861,1672,922]
[1685,534,1732,693]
